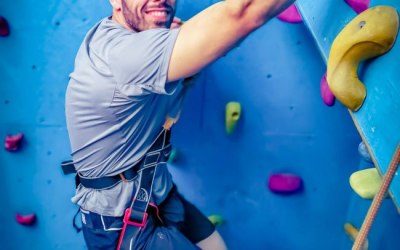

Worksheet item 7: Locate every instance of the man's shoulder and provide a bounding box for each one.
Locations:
[83,18,127,50]
[95,18,126,38]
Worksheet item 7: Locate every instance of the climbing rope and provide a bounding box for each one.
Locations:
[352,144,400,250]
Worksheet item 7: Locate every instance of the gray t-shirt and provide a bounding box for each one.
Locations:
[65,17,185,216]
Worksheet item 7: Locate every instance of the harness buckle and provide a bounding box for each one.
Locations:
[123,208,148,228]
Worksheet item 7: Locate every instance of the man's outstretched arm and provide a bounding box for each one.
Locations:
[167,0,295,81]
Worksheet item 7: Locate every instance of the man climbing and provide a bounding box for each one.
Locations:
[65,0,295,249]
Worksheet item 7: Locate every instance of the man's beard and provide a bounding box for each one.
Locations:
[121,0,174,31]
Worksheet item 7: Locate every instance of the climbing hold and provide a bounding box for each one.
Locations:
[344,223,369,250]
[350,168,383,199]
[277,4,303,23]
[327,6,399,111]
[268,173,302,194]
[345,0,370,14]
[358,141,373,163]
[167,148,179,163]
[208,214,224,226]
[320,72,335,106]
[225,102,241,135]
[5,133,23,151]
[16,213,36,226]
[0,16,10,37]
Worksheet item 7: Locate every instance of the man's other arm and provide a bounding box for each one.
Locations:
[167,0,295,81]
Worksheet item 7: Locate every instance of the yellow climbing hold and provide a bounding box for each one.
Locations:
[225,102,241,134]
[344,223,369,250]
[327,6,399,111]
[350,168,382,199]
[208,214,225,226]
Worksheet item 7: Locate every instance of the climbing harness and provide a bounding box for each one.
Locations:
[63,112,203,249]
[117,129,171,249]
[62,129,171,189]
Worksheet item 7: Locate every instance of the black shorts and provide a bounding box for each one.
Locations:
[157,186,216,243]
[81,186,215,249]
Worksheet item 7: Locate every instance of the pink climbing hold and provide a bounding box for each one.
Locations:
[344,0,370,14]
[268,173,302,194]
[5,133,23,151]
[277,4,303,23]
[320,72,335,106]
[0,16,10,37]
[16,213,36,225]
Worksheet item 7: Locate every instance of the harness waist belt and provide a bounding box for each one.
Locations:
[61,129,172,190]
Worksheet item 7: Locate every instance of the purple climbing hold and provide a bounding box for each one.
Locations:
[320,72,335,106]
[5,133,23,151]
[268,173,303,194]
[277,4,303,24]
[0,16,10,37]
[344,0,370,14]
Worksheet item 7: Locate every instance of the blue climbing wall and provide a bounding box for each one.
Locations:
[296,0,400,249]
[297,0,400,209]
[0,0,399,249]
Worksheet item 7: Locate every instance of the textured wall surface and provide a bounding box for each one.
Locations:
[297,0,400,249]
[297,0,400,209]
[0,0,398,249]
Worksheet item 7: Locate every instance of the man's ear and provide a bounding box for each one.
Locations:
[109,0,122,10]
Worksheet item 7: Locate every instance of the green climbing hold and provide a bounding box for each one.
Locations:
[168,148,178,163]
[225,102,241,135]
[208,214,224,226]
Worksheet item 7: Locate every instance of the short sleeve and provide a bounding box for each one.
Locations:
[108,28,180,96]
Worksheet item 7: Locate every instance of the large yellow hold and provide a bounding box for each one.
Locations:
[327,6,399,111]
[349,168,382,199]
